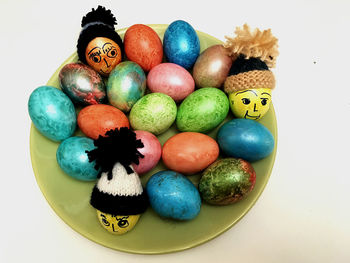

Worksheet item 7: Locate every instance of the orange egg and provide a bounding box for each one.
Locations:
[162,132,219,175]
[124,24,163,72]
[78,104,129,139]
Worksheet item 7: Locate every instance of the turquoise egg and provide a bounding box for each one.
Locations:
[129,93,177,135]
[176,87,229,133]
[56,136,99,181]
[28,86,76,141]
[107,61,146,112]
[146,170,201,220]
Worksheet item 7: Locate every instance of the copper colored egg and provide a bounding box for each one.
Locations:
[77,104,129,140]
[192,45,232,88]
[162,132,219,175]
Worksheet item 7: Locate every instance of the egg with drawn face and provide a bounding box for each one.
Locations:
[229,88,272,120]
[96,210,140,235]
[85,37,122,76]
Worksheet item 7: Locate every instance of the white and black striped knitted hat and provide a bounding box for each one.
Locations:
[86,127,148,215]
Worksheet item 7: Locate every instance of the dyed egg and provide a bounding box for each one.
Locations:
[78,104,129,139]
[217,119,275,162]
[176,87,229,133]
[199,158,256,205]
[193,45,232,88]
[124,24,163,72]
[147,63,195,102]
[146,171,201,220]
[132,130,162,175]
[85,37,122,77]
[56,136,99,181]
[107,61,146,112]
[228,88,272,120]
[28,86,76,142]
[163,20,200,69]
[129,93,177,135]
[59,63,106,105]
[96,210,140,235]
[162,132,219,175]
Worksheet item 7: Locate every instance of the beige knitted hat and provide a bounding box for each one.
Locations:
[223,24,279,93]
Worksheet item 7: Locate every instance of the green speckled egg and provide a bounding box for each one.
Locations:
[199,158,256,205]
[129,93,177,135]
[176,87,229,133]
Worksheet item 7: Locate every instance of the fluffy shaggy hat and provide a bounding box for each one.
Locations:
[77,6,124,64]
[223,24,279,93]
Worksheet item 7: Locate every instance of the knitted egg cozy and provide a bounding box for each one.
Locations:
[86,127,148,216]
[76,5,124,64]
[223,24,279,93]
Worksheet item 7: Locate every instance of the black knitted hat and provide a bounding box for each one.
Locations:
[77,6,124,64]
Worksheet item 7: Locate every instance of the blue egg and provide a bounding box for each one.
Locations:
[28,86,76,141]
[163,20,200,69]
[146,171,201,220]
[56,136,100,181]
[217,119,275,162]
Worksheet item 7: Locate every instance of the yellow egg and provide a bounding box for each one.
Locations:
[96,210,140,235]
[228,88,272,120]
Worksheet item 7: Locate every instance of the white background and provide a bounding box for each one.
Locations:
[1,0,349,262]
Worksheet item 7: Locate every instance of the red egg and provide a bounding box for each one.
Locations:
[162,132,219,175]
[124,24,163,72]
[77,104,129,139]
[132,130,162,175]
[147,63,195,102]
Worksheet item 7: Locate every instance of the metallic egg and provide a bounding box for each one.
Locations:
[199,158,256,205]
[193,45,232,88]
[59,63,106,105]
[107,61,146,112]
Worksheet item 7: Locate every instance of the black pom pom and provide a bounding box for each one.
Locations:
[230,55,269,75]
[86,128,144,175]
[81,6,117,28]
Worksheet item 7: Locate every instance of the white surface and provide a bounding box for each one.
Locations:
[1,0,349,262]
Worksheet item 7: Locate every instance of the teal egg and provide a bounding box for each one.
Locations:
[176,87,229,133]
[107,61,146,112]
[28,86,76,141]
[129,93,177,135]
[56,136,100,181]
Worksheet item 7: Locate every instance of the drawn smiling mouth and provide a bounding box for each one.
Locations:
[244,111,261,120]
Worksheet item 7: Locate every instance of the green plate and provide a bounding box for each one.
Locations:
[29,24,277,254]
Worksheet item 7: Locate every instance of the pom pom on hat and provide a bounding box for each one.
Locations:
[224,24,279,68]
[86,127,144,178]
[81,5,117,28]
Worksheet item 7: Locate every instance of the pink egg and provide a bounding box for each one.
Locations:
[147,63,195,102]
[132,130,162,175]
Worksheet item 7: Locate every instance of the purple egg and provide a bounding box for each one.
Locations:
[193,45,232,88]
[59,63,106,105]
[147,63,195,102]
[132,130,162,175]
